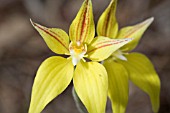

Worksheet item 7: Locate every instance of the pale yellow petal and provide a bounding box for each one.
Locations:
[104,59,129,113]
[87,36,132,61]
[29,56,74,113]
[97,0,118,38]
[69,0,95,44]
[31,20,69,54]
[73,61,108,113]
[118,53,160,113]
[117,17,154,51]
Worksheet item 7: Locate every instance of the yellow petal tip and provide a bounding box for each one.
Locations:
[149,17,154,22]
[144,17,154,26]
[30,18,35,27]
[30,19,39,29]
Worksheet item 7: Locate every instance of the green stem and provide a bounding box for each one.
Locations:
[72,87,88,113]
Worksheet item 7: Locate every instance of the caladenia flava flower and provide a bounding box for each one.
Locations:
[97,0,161,113]
[28,0,132,113]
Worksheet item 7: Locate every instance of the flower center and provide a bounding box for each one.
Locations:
[69,41,87,66]
[112,50,127,61]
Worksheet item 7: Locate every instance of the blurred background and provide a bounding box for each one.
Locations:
[0,0,170,113]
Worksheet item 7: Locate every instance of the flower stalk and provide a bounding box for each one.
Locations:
[72,87,88,113]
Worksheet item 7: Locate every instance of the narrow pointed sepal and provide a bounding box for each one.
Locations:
[97,0,118,38]
[103,59,129,113]
[87,36,132,61]
[117,17,154,51]
[29,56,74,113]
[31,20,70,54]
[69,0,95,44]
[118,53,160,113]
[73,61,108,113]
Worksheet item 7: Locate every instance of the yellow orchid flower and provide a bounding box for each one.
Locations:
[97,0,160,113]
[28,0,132,113]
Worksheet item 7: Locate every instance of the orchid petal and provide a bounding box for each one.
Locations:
[117,17,154,51]
[104,59,129,113]
[97,0,118,38]
[31,20,70,54]
[69,0,95,45]
[118,53,160,113]
[87,36,132,61]
[29,56,74,113]
[73,61,108,113]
